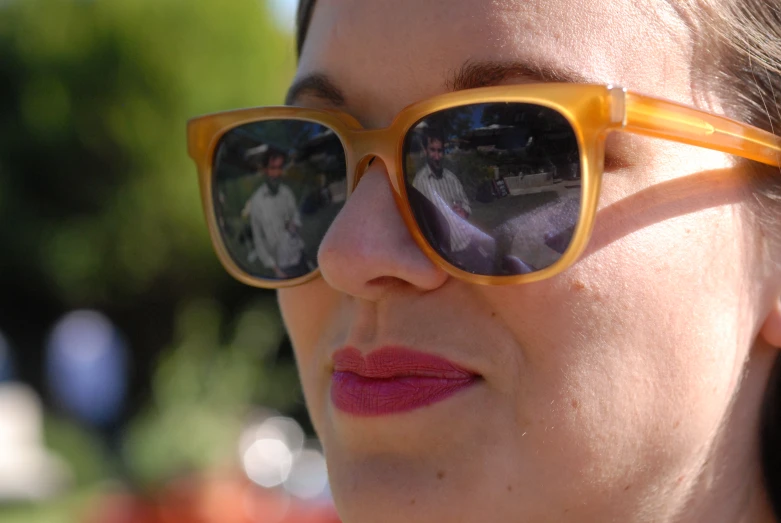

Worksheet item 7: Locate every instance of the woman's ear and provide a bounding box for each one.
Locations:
[760,298,781,349]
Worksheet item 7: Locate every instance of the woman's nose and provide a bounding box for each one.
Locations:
[316,161,448,300]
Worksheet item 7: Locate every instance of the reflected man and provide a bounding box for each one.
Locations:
[412,128,475,259]
[242,146,308,279]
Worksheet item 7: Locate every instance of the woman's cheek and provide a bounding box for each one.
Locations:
[278,280,339,426]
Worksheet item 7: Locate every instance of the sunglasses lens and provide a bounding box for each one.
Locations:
[402,103,582,276]
[211,120,347,281]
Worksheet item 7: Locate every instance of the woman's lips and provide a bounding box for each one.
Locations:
[330,346,479,416]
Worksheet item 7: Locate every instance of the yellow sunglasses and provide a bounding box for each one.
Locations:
[187,83,781,289]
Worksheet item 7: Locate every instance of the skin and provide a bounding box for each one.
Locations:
[278,0,781,521]
[265,154,286,180]
[425,138,444,176]
[423,137,467,217]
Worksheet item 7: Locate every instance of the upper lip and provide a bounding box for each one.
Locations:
[332,346,478,380]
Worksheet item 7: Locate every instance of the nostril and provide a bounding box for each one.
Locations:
[366,276,405,289]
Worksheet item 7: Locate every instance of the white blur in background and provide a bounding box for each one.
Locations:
[0,383,70,502]
[267,0,298,32]
[240,413,330,500]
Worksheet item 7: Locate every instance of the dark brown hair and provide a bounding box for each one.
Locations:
[296,0,316,58]
[294,0,781,515]
[422,127,446,149]
[261,145,288,169]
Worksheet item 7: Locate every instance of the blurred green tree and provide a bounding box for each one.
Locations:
[0,0,306,499]
[0,0,295,304]
[122,296,299,486]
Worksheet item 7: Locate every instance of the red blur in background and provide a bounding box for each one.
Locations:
[85,473,341,523]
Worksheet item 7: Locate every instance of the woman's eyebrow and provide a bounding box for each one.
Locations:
[446,59,594,91]
[286,73,346,106]
[285,60,596,106]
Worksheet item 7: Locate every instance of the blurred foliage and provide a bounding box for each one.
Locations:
[44,415,115,488]
[0,0,295,304]
[0,0,306,518]
[122,297,300,487]
[0,489,99,523]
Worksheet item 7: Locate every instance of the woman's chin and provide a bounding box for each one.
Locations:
[319,408,547,523]
[325,455,502,523]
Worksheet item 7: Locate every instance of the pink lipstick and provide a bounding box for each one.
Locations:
[331,346,479,416]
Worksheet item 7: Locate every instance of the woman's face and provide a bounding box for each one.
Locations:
[279,0,780,521]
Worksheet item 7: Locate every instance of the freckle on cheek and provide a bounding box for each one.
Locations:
[571,280,587,291]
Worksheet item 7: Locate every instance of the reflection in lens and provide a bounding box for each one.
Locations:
[212,121,347,281]
[403,103,582,276]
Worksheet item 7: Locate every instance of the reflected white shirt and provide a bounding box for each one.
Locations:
[245,183,304,269]
[412,164,472,252]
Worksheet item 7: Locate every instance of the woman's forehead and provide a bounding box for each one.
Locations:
[296,0,694,115]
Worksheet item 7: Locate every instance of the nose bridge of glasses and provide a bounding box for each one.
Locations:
[345,127,400,190]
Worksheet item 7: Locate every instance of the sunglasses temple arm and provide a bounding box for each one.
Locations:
[622,91,781,168]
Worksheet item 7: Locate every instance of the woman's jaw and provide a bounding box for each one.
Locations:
[278,0,777,521]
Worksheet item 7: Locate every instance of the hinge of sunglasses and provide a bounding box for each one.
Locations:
[608,85,628,127]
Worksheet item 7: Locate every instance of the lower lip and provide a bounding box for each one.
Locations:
[331,372,478,416]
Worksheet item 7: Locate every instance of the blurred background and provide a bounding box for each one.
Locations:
[0,0,341,521]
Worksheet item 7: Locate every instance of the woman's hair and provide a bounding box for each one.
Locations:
[682,1,781,515]
[294,0,781,514]
[295,0,316,58]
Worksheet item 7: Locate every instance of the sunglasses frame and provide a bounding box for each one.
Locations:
[188,83,781,289]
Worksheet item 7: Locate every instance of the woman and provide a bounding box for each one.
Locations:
[187,0,781,520]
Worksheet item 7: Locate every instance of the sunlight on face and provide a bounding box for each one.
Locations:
[277,1,770,522]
